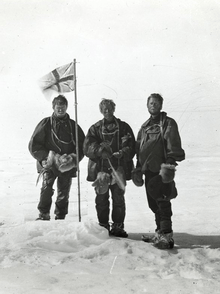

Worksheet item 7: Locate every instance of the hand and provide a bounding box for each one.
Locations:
[98,143,113,159]
[112,150,123,159]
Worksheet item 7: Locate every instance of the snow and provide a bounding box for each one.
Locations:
[1,0,220,293]
[1,151,220,294]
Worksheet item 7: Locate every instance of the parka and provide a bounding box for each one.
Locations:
[83,117,136,181]
[136,112,185,173]
[28,113,85,177]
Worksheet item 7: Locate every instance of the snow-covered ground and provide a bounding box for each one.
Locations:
[0,149,220,294]
[1,0,220,293]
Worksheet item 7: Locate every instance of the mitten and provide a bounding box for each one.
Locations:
[147,169,178,201]
[92,172,111,194]
[159,163,176,183]
[36,151,59,185]
[131,167,144,187]
[41,150,57,169]
[58,153,77,173]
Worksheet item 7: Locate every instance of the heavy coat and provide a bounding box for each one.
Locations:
[28,113,85,177]
[136,112,185,173]
[83,117,136,182]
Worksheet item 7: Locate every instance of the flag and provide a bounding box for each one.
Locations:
[39,62,74,94]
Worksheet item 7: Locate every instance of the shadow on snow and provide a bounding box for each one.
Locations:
[128,232,220,249]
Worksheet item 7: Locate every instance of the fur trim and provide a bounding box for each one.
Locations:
[58,154,76,173]
[36,151,76,185]
[159,163,176,183]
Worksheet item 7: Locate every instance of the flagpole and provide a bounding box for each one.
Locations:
[73,59,81,222]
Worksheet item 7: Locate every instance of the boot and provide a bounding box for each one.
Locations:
[110,223,128,238]
[55,215,66,220]
[154,230,174,249]
[36,212,50,221]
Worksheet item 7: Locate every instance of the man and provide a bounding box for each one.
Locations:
[134,93,185,249]
[83,98,136,237]
[29,95,85,220]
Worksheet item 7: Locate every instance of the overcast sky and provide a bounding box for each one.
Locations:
[1,0,220,156]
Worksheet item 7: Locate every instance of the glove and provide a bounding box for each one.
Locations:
[92,172,111,194]
[159,163,176,183]
[131,167,144,187]
[112,150,123,159]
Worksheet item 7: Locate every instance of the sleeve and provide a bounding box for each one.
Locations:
[164,119,185,162]
[77,124,85,162]
[120,122,136,162]
[83,124,102,161]
[28,118,50,162]
[134,129,142,168]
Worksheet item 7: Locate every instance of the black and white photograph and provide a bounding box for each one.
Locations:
[1,1,220,293]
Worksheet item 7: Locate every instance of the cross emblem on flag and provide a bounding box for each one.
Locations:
[39,62,74,94]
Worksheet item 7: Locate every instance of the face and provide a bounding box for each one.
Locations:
[53,104,67,118]
[101,104,114,122]
[147,97,162,116]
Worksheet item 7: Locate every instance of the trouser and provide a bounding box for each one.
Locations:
[38,170,72,217]
[144,170,173,233]
[95,183,126,226]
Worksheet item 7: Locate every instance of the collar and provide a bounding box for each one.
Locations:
[141,111,167,128]
[52,113,69,123]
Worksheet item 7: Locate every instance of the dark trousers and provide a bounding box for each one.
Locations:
[144,170,173,233]
[38,170,72,217]
[95,184,126,225]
